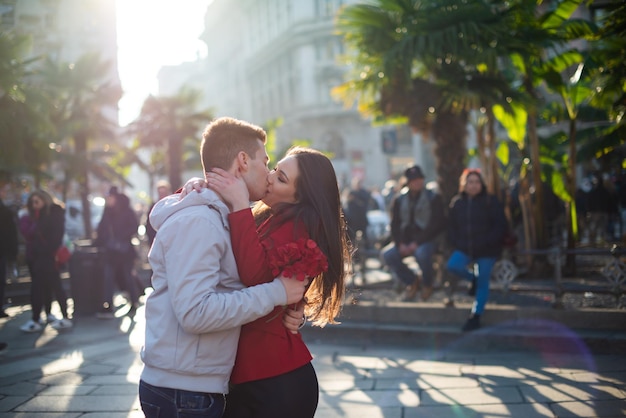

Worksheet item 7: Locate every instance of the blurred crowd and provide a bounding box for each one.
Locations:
[0,180,172,331]
[1,166,625,335]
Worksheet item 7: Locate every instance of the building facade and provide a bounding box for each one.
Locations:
[159,0,437,190]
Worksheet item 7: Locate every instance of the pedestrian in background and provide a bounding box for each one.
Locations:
[382,165,446,301]
[446,169,506,332]
[95,187,140,319]
[144,180,171,247]
[19,190,72,332]
[0,184,19,318]
[344,177,376,247]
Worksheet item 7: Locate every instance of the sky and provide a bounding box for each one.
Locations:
[115,0,212,126]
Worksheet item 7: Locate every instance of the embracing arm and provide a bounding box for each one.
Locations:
[159,213,306,334]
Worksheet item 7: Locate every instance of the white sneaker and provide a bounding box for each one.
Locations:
[20,319,43,333]
[47,313,59,323]
[51,318,73,330]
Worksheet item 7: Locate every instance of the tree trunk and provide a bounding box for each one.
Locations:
[475,122,488,180]
[566,117,577,270]
[523,70,545,249]
[74,132,93,239]
[519,173,535,268]
[432,111,468,207]
[486,107,501,200]
[527,110,545,249]
[168,135,183,192]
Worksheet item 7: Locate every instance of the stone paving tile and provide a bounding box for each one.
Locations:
[316,405,402,418]
[334,353,388,370]
[404,402,554,418]
[520,382,625,403]
[38,385,97,396]
[35,372,86,386]
[80,413,145,418]
[0,382,46,396]
[416,375,481,390]
[81,375,137,385]
[320,387,420,408]
[550,399,626,417]
[318,377,375,391]
[421,386,524,405]
[0,413,81,418]
[14,395,139,413]
[372,377,421,390]
[90,384,139,396]
[73,363,119,375]
[0,396,30,412]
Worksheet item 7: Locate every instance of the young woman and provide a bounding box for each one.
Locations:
[19,190,72,332]
[446,169,507,332]
[196,146,351,417]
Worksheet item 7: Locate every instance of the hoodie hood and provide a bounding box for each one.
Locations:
[149,189,230,232]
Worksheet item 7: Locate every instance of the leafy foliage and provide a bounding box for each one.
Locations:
[128,86,213,190]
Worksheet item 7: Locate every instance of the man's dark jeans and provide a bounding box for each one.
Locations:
[139,380,225,418]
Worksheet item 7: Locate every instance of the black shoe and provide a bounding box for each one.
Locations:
[462,314,481,332]
[0,342,7,354]
[96,307,115,319]
[468,278,477,296]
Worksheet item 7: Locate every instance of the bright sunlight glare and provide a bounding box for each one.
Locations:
[116,0,212,126]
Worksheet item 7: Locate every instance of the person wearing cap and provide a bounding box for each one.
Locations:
[382,165,446,301]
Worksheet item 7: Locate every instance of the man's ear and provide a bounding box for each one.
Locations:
[235,151,249,173]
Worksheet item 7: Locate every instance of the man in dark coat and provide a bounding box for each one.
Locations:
[382,165,446,301]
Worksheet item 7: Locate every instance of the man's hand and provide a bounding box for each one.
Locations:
[179,177,207,200]
[205,168,251,211]
[282,302,306,334]
[279,275,308,305]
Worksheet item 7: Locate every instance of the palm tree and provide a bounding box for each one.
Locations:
[493,0,596,249]
[0,31,52,184]
[128,86,213,190]
[36,53,122,238]
[335,0,521,205]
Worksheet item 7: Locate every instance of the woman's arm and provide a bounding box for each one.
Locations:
[229,209,278,286]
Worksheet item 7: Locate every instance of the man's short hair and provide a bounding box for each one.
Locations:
[200,117,267,173]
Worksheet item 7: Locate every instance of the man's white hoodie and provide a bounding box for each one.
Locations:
[140,189,288,394]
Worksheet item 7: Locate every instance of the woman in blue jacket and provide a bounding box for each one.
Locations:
[446,169,506,332]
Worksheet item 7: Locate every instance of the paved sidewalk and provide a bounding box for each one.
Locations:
[1,301,625,418]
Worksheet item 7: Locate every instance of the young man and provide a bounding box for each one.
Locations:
[139,117,308,418]
[382,165,446,301]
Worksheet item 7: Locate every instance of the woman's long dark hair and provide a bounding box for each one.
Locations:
[252,146,351,326]
[26,189,62,218]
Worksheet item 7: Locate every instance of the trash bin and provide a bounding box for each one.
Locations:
[68,239,103,315]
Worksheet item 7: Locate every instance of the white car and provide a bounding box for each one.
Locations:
[64,197,105,241]
[366,210,391,247]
